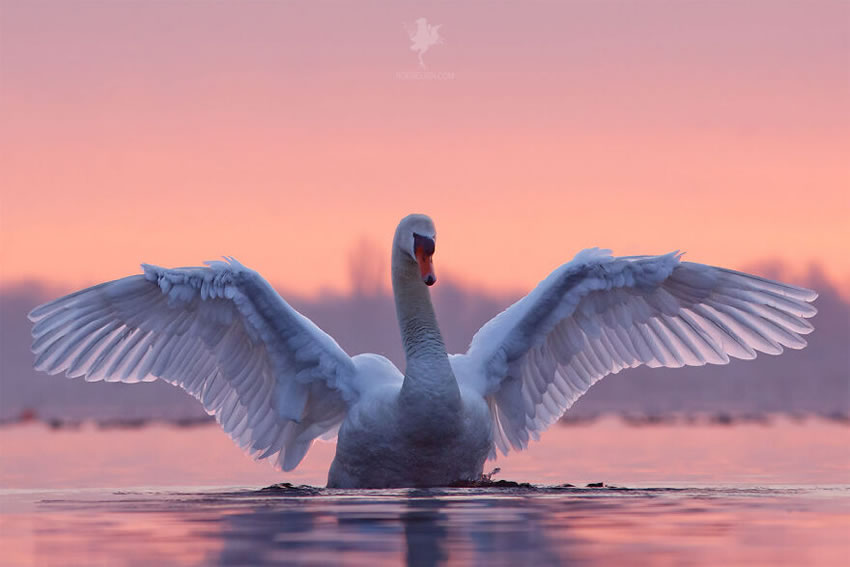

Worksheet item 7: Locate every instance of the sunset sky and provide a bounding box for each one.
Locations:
[1,0,847,298]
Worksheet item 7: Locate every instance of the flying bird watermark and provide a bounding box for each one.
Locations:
[405,17,443,69]
[396,17,454,81]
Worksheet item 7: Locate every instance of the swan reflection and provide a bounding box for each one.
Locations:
[403,496,448,567]
[212,488,566,566]
[22,485,841,566]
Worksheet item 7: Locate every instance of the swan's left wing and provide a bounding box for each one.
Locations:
[29,259,357,470]
[451,249,817,456]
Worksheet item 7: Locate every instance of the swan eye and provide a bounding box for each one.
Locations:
[413,233,435,256]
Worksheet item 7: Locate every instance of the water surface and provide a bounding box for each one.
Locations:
[4,484,848,566]
[2,417,848,566]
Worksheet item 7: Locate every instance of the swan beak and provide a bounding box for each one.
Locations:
[413,233,436,286]
[415,249,436,286]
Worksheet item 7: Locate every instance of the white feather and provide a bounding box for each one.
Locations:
[29,259,359,471]
[451,250,818,456]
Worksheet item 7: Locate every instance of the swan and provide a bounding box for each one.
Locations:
[28,214,817,488]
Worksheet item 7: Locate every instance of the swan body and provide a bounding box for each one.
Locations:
[28,214,818,487]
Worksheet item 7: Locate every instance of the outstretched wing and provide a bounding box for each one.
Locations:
[29,259,357,470]
[451,249,817,456]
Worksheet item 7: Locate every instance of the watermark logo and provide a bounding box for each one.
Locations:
[406,17,442,69]
[396,17,454,81]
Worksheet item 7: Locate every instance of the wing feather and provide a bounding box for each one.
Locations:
[29,259,357,470]
[452,250,817,456]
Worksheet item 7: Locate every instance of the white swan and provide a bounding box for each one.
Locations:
[28,214,817,488]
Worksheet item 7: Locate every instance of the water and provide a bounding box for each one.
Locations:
[2,417,849,566]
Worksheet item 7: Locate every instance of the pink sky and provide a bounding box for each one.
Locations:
[1,0,847,296]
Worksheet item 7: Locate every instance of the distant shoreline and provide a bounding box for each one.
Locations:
[2,411,847,431]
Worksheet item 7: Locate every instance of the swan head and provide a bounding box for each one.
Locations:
[395,214,437,286]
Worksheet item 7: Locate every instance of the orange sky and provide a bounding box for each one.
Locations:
[1,1,848,297]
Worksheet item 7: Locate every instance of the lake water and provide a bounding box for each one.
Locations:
[2,416,849,566]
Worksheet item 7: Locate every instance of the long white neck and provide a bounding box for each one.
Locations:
[391,243,459,407]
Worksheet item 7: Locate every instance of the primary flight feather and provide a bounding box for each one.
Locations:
[29,214,817,487]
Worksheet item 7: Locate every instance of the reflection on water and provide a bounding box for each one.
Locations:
[403,496,448,566]
[3,485,849,566]
[1,418,849,565]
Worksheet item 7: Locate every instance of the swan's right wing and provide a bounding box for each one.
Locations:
[29,259,357,470]
[452,249,817,456]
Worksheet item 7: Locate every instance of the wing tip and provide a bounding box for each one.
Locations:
[27,304,47,322]
[28,297,67,321]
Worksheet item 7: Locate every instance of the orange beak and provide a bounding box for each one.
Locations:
[415,248,436,286]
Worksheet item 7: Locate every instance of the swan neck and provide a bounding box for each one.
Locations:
[391,246,457,395]
[392,252,445,359]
